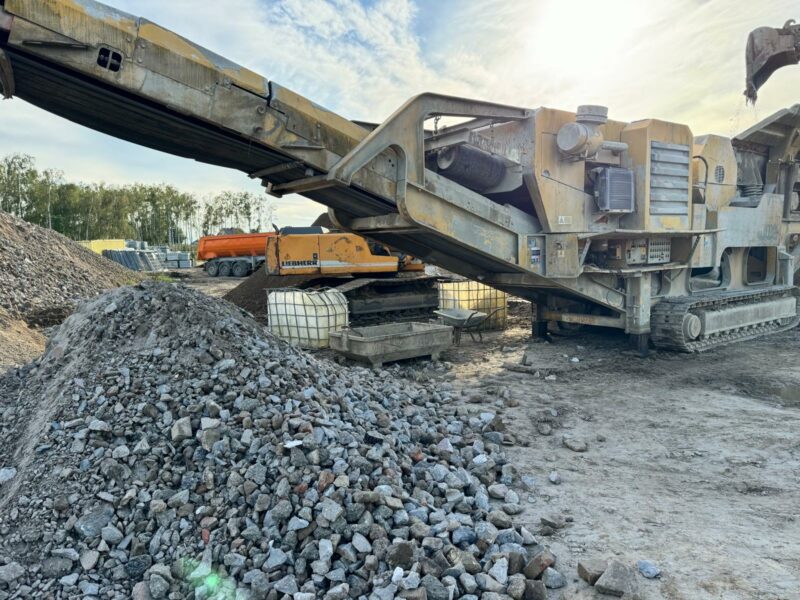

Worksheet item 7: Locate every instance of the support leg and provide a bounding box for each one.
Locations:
[531,300,550,342]
[630,333,650,357]
[625,274,652,357]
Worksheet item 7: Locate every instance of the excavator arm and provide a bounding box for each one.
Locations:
[745,19,800,103]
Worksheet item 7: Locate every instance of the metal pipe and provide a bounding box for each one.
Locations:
[601,141,629,155]
[784,162,798,219]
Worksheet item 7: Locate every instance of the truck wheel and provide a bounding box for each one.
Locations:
[205,261,220,277]
[232,261,251,277]
[218,262,232,277]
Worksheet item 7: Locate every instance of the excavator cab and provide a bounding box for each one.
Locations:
[745,20,800,103]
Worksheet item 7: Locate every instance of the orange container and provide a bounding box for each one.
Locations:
[196,233,276,261]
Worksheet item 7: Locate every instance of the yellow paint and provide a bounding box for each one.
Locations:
[266,233,399,276]
[621,119,694,232]
[7,0,138,50]
[138,23,215,70]
[78,239,126,253]
[693,134,738,213]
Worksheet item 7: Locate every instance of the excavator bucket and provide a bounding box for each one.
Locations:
[745,20,800,103]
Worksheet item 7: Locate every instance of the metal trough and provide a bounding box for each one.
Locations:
[329,322,453,367]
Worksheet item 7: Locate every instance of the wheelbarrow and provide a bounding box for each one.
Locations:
[434,307,503,345]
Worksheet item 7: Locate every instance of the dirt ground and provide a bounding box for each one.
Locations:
[434,321,800,600]
[172,267,243,298]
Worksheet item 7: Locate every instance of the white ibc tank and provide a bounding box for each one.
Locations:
[267,289,349,349]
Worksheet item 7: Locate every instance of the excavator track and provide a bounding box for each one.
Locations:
[651,286,800,352]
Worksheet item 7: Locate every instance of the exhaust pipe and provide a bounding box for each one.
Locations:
[745,20,800,103]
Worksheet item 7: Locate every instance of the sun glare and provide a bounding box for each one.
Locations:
[523,0,652,78]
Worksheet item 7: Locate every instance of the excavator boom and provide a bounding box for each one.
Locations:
[745,20,800,103]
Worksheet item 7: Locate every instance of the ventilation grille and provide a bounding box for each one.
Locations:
[650,141,690,215]
[595,167,634,213]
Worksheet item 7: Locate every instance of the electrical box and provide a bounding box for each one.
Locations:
[648,238,671,264]
[606,238,671,267]
[527,235,546,275]
[607,239,646,267]
[595,167,635,213]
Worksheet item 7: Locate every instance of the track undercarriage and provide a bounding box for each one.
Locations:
[652,287,800,352]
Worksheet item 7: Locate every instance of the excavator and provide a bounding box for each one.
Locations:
[197,225,443,326]
[745,19,799,103]
[0,1,799,353]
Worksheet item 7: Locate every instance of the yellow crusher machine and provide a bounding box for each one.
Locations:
[1,1,799,352]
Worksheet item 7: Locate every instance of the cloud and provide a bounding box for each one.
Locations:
[1,0,799,228]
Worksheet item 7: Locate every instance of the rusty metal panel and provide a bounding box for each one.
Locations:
[6,0,138,54]
[544,234,580,278]
[135,21,267,98]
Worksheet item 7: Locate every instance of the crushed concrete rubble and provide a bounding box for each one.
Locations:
[0,210,140,324]
[0,282,566,599]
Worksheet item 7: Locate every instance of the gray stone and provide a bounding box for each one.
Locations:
[524,579,547,600]
[578,558,608,585]
[0,562,24,584]
[352,532,372,553]
[80,550,100,571]
[88,419,110,432]
[148,573,170,599]
[475,573,505,593]
[562,435,588,452]
[595,561,638,597]
[59,573,79,587]
[0,467,17,485]
[459,572,477,594]
[507,574,526,599]
[386,541,415,569]
[42,557,73,579]
[79,581,100,595]
[542,567,566,589]
[170,417,192,442]
[74,506,114,539]
[324,583,350,600]
[637,559,661,579]
[125,555,152,579]
[287,516,310,531]
[452,526,477,546]
[101,525,124,545]
[319,498,344,522]
[51,548,80,562]
[488,557,509,585]
[420,574,449,600]
[274,574,299,595]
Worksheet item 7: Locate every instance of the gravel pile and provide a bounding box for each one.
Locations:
[0,307,45,374]
[0,211,141,323]
[0,282,561,599]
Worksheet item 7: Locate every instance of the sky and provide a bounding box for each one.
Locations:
[1,0,798,226]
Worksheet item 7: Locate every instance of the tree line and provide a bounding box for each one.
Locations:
[0,153,275,245]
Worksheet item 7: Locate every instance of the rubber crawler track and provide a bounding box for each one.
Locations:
[651,286,800,352]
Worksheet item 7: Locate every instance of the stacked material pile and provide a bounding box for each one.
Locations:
[0,211,140,323]
[102,249,165,273]
[0,282,562,599]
